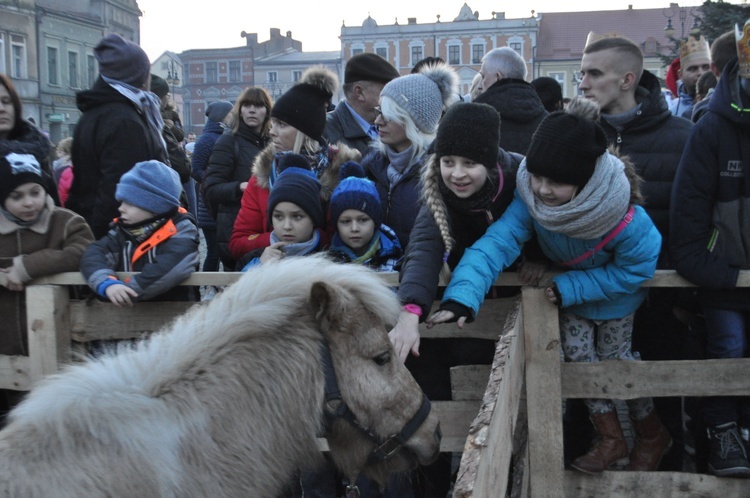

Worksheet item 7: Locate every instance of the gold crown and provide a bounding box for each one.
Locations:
[584,31,623,49]
[679,35,710,67]
[736,19,750,79]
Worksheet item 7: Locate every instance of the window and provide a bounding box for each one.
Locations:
[161,61,168,70]
[376,47,387,59]
[47,46,58,85]
[68,51,78,88]
[510,42,522,55]
[472,44,484,64]
[448,45,460,65]
[549,72,565,95]
[411,45,423,66]
[11,35,26,78]
[0,34,5,74]
[229,60,241,82]
[352,48,363,56]
[268,71,277,83]
[87,55,95,86]
[206,62,217,83]
[292,70,302,82]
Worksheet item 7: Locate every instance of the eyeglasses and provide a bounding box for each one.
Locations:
[374,106,387,123]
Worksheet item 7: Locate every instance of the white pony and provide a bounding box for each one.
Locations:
[0,255,440,497]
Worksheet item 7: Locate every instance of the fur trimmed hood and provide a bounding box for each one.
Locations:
[251,142,361,202]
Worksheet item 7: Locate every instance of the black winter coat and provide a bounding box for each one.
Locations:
[473,78,548,155]
[203,120,268,269]
[599,70,692,266]
[68,77,168,238]
[397,149,523,317]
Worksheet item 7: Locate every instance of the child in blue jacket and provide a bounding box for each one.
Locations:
[428,97,671,474]
[80,160,199,305]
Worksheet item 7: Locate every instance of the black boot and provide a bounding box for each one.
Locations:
[706,422,750,478]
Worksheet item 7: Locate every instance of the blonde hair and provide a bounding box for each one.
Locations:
[56,137,73,156]
[420,153,455,256]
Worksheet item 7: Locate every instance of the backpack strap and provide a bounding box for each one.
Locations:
[560,206,635,267]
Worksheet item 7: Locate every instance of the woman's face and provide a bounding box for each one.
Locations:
[0,85,16,139]
[440,155,488,199]
[269,118,298,153]
[240,103,267,133]
[374,103,410,153]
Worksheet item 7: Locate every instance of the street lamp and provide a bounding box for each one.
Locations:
[165,59,180,99]
[571,66,582,96]
[663,5,701,40]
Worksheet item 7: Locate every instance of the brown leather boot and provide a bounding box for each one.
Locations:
[626,410,673,471]
[571,411,629,474]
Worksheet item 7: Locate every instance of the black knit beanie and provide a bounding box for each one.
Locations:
[271,83,331,142]
[268,168,325,229]
[94,34,151,88]
[0,153,48,205]
[525,111,607,188]
[435,102,500,168]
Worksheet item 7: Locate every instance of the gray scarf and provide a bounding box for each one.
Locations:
[269,230,321,257]
[516,152,631,239]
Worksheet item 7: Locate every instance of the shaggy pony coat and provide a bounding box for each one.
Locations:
[0,255,439,497]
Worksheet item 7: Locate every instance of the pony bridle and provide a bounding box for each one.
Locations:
[319,342,432,467]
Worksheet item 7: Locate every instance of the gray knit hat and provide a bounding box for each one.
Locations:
[94,34,151,88]
[206,101,233,123]
[116,160,181,215]
[379,63,458,134]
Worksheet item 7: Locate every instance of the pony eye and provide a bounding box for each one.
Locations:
[373,352,391,366]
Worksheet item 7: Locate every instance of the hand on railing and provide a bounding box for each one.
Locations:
[0,266,24,291]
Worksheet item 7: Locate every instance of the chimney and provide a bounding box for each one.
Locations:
[270,28,281,39]
[286,30,292,38]
[241,31,258,46]
[407,17,417,24]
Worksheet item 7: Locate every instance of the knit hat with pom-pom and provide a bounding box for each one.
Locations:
[271,66,338,142]
[330,162,383,228]
[380,63,459,134]
[525,97,608,189]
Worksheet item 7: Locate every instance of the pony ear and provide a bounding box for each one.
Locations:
[310,281,351,336]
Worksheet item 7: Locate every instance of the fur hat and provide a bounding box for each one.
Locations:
[330,162,383,228]
[435,103,500,169]
[345,53,400,84]
[206,101,233,123]
[380,63,458,134]
[268,168,325,229]
[116,160,181,215]
[149,74,169,99]
[271,66,338,142]
[0,153,47,205]
[525,97,607,189]
[94,34,151,88]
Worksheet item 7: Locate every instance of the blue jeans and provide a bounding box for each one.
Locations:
[702,307,750,426]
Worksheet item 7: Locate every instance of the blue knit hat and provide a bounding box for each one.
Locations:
[268,168,325,229]
[330,162,383,228]
[94,34,151,88]
[116,161,181,215]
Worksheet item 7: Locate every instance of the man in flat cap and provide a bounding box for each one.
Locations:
[324,53,400,154]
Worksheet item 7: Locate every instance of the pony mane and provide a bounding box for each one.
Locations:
[11,255,401,432]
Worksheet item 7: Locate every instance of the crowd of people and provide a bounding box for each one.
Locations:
[1,21,750,496]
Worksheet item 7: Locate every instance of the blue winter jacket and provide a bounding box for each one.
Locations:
[443,192,661,321]
[191,120,225,229]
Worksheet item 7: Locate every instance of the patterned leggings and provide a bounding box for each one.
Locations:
[560,311,654,419]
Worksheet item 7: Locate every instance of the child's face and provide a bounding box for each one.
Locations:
[337,209,376,255]
[271,201,315,244]
[118,201,156,225]
[4,182,45,221]
[530,174,578,207]
[440,155,488,199]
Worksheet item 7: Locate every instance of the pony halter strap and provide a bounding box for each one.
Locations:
[319,341,433,466]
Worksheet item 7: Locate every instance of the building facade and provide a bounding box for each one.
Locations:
[340,4,540,96]
[0,0,39,123]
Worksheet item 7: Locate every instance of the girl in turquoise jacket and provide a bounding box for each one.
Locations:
[428,98,670,474]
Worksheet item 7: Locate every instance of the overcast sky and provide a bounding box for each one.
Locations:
[138,0,708,61]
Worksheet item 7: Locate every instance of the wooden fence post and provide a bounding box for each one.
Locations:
[522,286,564,496]
[26,285,70,384]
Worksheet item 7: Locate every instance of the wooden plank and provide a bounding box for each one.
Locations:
[69,300,197,341]
[420,297,517,340]
[450,365,492,401]
[561,358,750,399]
[522,287,564,497]
[0,355,32,391]
[432,400,483,452]
[457,303,527,498]
[26,285,70,384]
[564,469,749,497]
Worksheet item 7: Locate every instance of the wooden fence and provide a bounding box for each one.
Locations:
[3,270,750,496]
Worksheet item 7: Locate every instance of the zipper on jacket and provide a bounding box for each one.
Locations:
[616,132,623,145]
